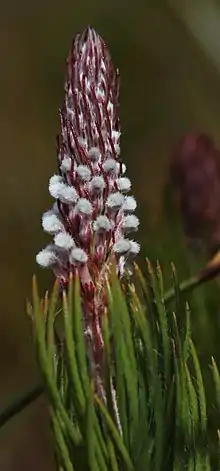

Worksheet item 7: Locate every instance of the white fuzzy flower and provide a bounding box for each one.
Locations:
[113,238,131,254]
[49,175,64,198]
[57,184,79,204]
[42,210,64,234]
[49,175,78,204]
[102,158,117,173]
[88,147,100,161]
[70,247,88,264]
[123,196,137,212]
[117,177,131,192]
[49,174,63,186]
[60,157,72,173]
[54,232,75,250]
[76,165,91,181]
[106,192,124,210]
[90,176,105,192]
[93,215,111,232]
[123,215,139,232]
[36,246,58,267]
[113,238,140,255]
[76,198,93,215]
[129,240,140,255]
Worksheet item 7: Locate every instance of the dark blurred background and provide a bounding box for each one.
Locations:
[1,1,220,469]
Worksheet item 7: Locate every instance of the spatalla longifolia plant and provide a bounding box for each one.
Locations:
[1,25,220,471]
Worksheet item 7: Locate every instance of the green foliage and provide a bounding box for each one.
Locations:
[31,262,220,471]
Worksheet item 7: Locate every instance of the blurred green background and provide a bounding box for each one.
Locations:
[1,0,220,469]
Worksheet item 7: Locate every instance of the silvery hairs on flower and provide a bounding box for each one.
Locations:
[36,26,140,390]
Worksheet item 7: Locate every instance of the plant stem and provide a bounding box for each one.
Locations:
[164,251,220,304]
[0,385,43,428]
[164,274,202,303]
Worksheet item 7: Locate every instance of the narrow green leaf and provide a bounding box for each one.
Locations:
[70,273,89,396]
[95,394,134,471]
[110,273,139,451]
[93,414,109,462]
[183,303,191,362]
[63,290,85,415]
[86,382,96,471]
[185,363,199,438]
[190,340,207,433]
[102,313,119,426]
[145,260,167,471]
[47,280,59,373]
[52,413,75,471]
[32,277,82,445]
[106,278,129,446]
[172,314,190,438]
[107,437,120,471]
[95,440,109,471]
[211,356,220,411]
[155,260,171,386]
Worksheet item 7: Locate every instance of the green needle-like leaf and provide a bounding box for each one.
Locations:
[63,289,85,415]
[95,394,134,471]
[32,276,82,446]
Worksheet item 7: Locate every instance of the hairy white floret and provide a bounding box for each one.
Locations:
[90,176,105,192]
[106,192,124,209]
[129,240,140,255]
[88,147,100,161]
[102,158,117,173]
[113,238,140,255]
[54,232,75,250]
[49,175,64,198]
[49,174,63,186]
[57,184,79,204]
[76,165,91,181]
[113,238,131,254]
[123,215,139,232]
[60,157,72,173]
[36,246,58,267]
[49,175,78,203]
[70,247,88,264]
[49,182,63,199]
[117,177,131,192]
[123,196,137,212]
[76,198,93,215]
[93,215,111,232]
[42,210,64,234]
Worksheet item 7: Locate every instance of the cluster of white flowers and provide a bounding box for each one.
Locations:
[36,27,140,292]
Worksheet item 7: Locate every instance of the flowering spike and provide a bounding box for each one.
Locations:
[36,27,140,392]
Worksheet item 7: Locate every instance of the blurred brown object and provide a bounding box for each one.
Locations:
[170,133,220,255]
